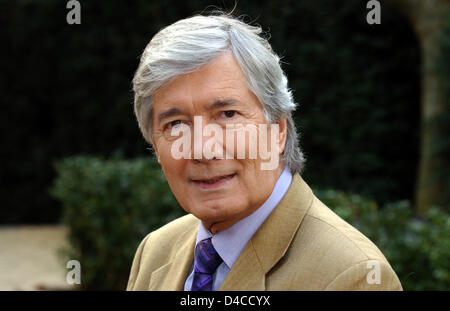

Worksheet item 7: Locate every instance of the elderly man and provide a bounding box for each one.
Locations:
[126,14,402,291]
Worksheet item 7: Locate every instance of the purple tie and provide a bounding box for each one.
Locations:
[191,237,223,291]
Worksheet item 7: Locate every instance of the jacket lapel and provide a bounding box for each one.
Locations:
[217,238,266,290]
[148,224,198,290]
[219,173,314,290]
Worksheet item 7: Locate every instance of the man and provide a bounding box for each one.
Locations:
[127,14,402,291]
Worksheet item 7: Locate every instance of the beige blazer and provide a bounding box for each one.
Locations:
[127,173,402,291]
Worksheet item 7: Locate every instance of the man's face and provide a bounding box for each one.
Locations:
[151,52,287,233]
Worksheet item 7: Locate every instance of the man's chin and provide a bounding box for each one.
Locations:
[189,205,234,225]
[199,216,239,234]
[190,206,228,223]
[187,202,250,233]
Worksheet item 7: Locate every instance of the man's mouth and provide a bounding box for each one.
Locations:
[191,173,236,188]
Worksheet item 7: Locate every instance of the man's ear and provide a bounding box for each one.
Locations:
[152,144,161,164]
[148,136,161,164]
[278,117,287,155]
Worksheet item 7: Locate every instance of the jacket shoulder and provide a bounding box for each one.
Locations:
[126,214,199,290]
[305,196,388,263]
[141,213,199,261]
[148,213,199,244]
[268,195,402,290]
[300,196,401,290]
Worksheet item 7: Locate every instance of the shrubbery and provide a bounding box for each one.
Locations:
[50,155,185,290]
[51,156,449,290]
[316,189,450,290]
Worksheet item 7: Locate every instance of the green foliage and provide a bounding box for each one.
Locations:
[51,156,449,290]
[316,189,450,290]
[50,155,185,290]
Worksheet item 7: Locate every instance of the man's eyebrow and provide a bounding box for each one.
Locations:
[157,99,241,123]
[208,98,241,109]
[157,107,183,123]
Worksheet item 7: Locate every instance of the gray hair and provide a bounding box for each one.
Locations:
[133,13,305,173]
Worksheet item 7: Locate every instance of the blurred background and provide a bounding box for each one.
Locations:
[0,0,449,290]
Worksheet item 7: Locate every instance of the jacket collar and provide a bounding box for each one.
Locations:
[219,173,314,290]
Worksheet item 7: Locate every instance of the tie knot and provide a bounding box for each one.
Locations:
[194,238,223,274]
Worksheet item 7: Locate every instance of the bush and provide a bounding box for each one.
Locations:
[51,156,449,290]
[50,155,185,290]
[316,189,450,290]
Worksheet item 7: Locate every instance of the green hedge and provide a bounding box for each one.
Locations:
[50,155,185,290]
[51,156,449,290]
[316,189,450,290]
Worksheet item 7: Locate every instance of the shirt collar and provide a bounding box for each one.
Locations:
[195,165,293,269]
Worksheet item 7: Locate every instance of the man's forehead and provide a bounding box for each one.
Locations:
[153,83,244,108]
[152,63,250,111]
[154,56,245,97]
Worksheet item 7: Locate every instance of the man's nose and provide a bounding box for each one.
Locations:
[192,118,224,162]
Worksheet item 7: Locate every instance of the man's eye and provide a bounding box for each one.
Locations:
[165,120,182,130]
[222,110,236,118]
